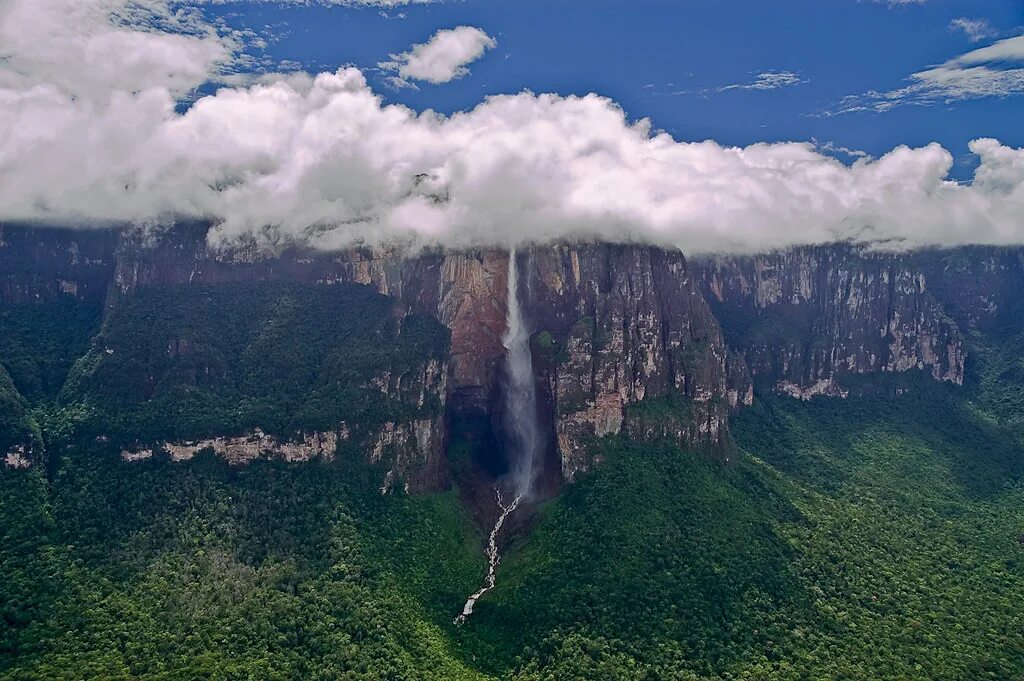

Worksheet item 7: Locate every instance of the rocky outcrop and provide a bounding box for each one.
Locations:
[121,428,342,465]
[364,355,450,492]
[725,350,754,408]
[113,225,507,408]
[525,245,735,480]
[429,252,510,416]
[692,246,966,396]
[4,445,32,469]
[370,418,447,494]
[103,224,453,490]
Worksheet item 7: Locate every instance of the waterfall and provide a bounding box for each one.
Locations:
[502,247,542,499]
[455,248,542,624]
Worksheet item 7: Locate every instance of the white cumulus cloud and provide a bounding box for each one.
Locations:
[379,26,496,86]
[0,0,233,99]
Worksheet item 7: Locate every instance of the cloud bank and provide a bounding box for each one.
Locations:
[379,26,496,87]
[2,0,1024,255]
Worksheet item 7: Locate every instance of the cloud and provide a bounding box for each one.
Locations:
[950,17,997,42]
[825,34,1024,113]
[813,139,871,160]
[952,34,1024,63]
[3,0,1024,255]
[378,26,496,86]
[0,0,234,99]
[718,71,806,92]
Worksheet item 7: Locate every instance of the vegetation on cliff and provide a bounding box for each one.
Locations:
[63,282,449,446]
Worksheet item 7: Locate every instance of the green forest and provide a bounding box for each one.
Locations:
[2,286,1024,679]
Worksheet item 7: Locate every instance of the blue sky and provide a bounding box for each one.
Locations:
[206,0,1024,178]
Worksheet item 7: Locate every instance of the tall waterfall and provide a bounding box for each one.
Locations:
[455,248,541,624]
[502,247,543,499]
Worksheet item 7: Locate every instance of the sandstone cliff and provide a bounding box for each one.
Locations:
[692,246,966,398]
[6,223,1013,490]
[104,229,740,485]
[0,224,116,305]
[524,245,738,480]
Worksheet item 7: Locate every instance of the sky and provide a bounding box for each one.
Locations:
[1,0,1023,253]
[207,0,1024,172]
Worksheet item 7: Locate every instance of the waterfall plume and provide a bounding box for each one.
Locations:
[503,248,543,499]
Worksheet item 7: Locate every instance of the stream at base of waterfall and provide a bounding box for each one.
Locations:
[456,248,541,625]
[455,488,521,624]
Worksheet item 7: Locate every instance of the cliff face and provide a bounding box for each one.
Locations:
[0,225,117,468]
[913,247,1024,336]
[692,246,966,398]
[524,245,740,480]
[0,224,117,305]
[6,222,1018,490]
[101,229,738,486]
[109,227,506,491]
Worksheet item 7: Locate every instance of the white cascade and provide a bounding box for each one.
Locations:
[503,247,543,498]
[455,248,542,624]
[455,488,521,624]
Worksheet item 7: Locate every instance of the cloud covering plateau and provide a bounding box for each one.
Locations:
[1,0,1024,254]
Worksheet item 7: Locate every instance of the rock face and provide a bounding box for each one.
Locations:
[692,246,966,397]
[5,222,1017,488]
[364,356,450,493]
[122,428,341,465]
[913,247,1024,335]
[524,245,736,480]
[108,227,505,490]
[103,229,739,485]
[369,418,447,494]
[432,252,510,416]
[0,224,117,305]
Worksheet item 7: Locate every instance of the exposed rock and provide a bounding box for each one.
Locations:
[0,223,117,304]
[369,418,446,494]
[4,445,32,469]
[692,245,966,396]
[777,379,848,401]
[913,247,1024,334]
[526,245,735,479]
[11,222,1020,492]
[121,448,155,463]
[121,428,342,465]
[726,350,754,408]
[106,226,735,484]
[432,251,509,415]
